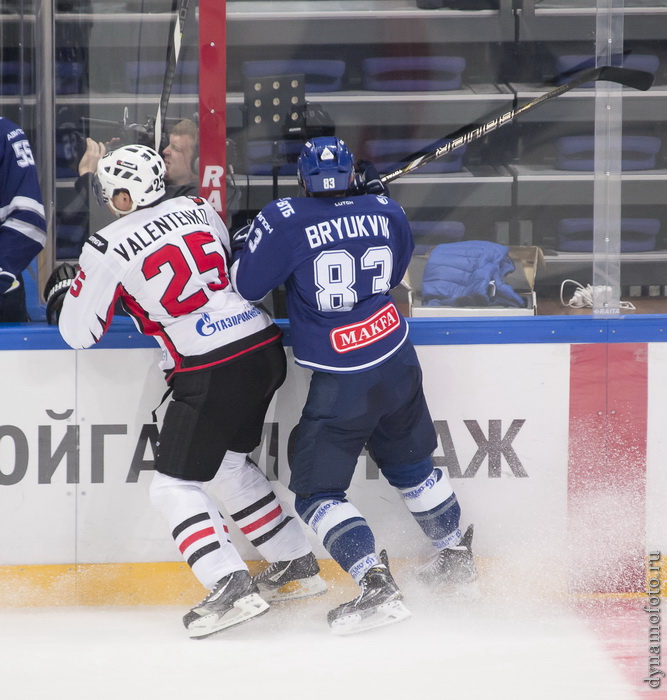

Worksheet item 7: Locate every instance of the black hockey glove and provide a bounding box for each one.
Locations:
[44,262,78,325]
[231,224,251,253]
[351,160,389,197]
[0,269,19,296]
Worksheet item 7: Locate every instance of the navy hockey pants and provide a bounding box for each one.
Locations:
[288,340,438,498]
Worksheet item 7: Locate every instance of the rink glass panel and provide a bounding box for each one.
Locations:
[223,1,667,316]
[5,1,665,316]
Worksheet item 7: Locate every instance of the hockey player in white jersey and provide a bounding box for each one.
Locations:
[44,144,326,639]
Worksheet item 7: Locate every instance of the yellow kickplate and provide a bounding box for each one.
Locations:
[0,555,662,607]
[0,559,354,607]
[0,562,203,607]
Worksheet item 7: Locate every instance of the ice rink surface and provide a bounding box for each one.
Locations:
[0,578,660,700]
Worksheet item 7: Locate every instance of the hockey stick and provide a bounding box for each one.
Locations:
[380,66,654,184]
[154,0,191,152]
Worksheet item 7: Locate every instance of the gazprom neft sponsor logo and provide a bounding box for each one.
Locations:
[196,308,261,336]
[330,302,400,353]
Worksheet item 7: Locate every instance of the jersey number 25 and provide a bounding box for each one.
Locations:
[142,230,229,316]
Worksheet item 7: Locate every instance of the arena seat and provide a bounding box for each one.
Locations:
[555,54,660,86]
[365,138,467,173]
[361,56,466,91]
[56,223,87,259]
[556,135,661,171]
[244,139,303,176]
[0,61,32,95]
[125,60,198,94]
[556,217,660,253]
[56,61,85,95]
[242,60,346,93]
[410,221,466,249]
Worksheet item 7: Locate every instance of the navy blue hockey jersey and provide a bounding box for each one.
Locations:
[0,117,46,277]
[233,193,414,372]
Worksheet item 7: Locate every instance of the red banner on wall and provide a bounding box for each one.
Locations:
[568,343,648,593]
[198,0,227,222]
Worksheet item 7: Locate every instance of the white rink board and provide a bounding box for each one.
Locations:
[418,344,570,560]
[0,341,661,565]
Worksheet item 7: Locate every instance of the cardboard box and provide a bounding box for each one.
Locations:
[398,245,544,317]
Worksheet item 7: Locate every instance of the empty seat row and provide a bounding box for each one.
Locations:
[0,61,86,95]
[5,53,658,96]
[244,133,664,176]
[244,138,468,176]
[556,218,660,253]
[242,57,467,92]
[556,135,662,171]
[0,60,199,95]
[2,56,469,96]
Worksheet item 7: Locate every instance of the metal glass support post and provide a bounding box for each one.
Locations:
[592,0,624,315]
[34,0,56,300]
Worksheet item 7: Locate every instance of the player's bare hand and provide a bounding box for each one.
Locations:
[78,138,107,176]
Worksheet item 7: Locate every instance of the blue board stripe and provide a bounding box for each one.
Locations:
[1,315,666,351]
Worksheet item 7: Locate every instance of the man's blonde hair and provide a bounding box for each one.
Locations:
[170,119,198,143]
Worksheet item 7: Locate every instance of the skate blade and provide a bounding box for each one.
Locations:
[188,593,270,640]
[330,599,411,636]
[260,574,328,603]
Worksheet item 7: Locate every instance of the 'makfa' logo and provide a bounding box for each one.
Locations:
[330,302,400,353]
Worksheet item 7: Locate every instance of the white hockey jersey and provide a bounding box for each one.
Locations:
[59,195,280,379]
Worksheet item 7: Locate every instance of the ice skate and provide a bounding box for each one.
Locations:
[416,524,480,598]
[328,551,411,635]
[254,552,328,603]
[184,569,269,639]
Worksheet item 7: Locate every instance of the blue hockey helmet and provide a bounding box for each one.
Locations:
[297,137,355,194]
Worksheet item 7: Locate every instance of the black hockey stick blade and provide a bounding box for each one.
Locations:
[380,66,655,184]
[512,65,655,120]
[594,65,654,91]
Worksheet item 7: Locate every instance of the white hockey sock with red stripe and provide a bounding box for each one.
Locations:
[149,471,247,590]
[210,450,312,563]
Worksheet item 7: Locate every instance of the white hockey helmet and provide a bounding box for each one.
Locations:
[95,144,166,215]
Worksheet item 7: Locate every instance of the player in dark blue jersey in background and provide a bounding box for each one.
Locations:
[0,117,46,322]
[233,136,477,635]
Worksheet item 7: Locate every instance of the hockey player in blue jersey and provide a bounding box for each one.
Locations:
[0,117,46,322]
[232,136,477,635]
